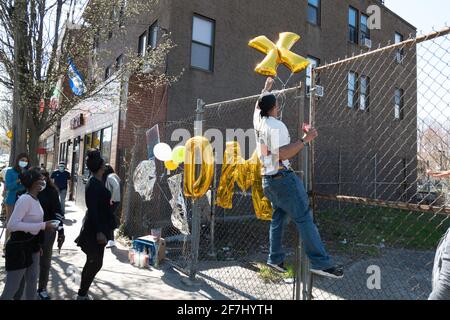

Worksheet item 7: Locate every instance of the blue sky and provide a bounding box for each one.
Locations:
[385,0,449,33]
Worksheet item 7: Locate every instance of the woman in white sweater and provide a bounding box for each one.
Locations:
[0,168,57,300]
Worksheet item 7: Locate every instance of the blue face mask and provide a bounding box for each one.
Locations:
[19,161,28,169]
[59,166,65,172]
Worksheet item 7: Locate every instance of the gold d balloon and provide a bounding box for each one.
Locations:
[216,141,273,221]
[184,137,215,199]
[249,32,310,77]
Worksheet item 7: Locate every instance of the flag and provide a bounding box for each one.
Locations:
[68,58,86,96]
[39,98,45,113]
[49,87,60,110]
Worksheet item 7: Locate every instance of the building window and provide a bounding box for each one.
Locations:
[360,14,370,43]
[360,75,370,111]
[101,127,113,165]
[395,32,405,63]
[307,0,320,25]
[348,71,357,108]
[395,88,404,120]
[104,65,112,80]
[138,31,147,57]
[349,7,358,44]
[116,54,124,70]
[306,56,320,93]
[191,15,215,71]
[148,21,158,49]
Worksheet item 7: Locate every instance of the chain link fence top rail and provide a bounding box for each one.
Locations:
[310,27,450,300]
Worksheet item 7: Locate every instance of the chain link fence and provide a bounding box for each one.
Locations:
[310,27,450,300]
[120,27,450,300]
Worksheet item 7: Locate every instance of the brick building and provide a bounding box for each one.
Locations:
[46,0,417,206]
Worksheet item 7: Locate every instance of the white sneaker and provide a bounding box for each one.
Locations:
[106,240,116,248]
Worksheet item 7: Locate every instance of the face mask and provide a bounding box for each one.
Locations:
[19,161,28,168]
[38,180,46,192]
[59,166,65,172]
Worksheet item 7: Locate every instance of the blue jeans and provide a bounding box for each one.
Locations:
[263,170,333,270]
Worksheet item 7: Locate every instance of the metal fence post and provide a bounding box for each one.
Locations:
[189,99,205,281]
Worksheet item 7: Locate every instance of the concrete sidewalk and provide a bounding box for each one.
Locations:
[1,201,226,300]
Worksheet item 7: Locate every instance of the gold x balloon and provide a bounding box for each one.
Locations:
[249,32,310,77]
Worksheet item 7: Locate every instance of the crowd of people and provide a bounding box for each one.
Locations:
[0,150,121,300]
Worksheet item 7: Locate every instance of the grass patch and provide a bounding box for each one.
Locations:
[257,262,295,283]
[317,206,450,254]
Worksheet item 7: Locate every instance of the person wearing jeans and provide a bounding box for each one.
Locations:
[254,77,343,279]
[51,162,71,216]
[0,168,57,300]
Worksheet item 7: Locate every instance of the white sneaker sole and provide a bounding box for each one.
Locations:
[310,269,344,279]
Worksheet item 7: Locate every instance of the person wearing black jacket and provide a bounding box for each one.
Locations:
[74,150,115,300]
[36,170,65,300]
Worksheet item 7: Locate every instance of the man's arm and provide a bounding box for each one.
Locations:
[278,128,319,161]
[428,170,450,179]
[255,77,275,112]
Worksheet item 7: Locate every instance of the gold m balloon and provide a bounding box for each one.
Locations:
[184,136,215,199]
[248,32,310,77]
[216,142,273,221]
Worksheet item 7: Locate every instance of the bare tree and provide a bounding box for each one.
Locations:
[0,0,179,165]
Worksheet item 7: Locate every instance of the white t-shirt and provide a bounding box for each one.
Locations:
[106,173,121,203]
[253,107,291,176]
[7,193,45,235]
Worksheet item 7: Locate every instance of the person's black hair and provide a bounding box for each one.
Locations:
[258,93,277,118]
[14,152,30,172]
[19,167,43,190]
[86,149,104,174]
[102,164,114,184]
[40,169,59,191]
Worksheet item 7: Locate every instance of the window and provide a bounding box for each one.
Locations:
[360,14,370,42]
[395,32,404,63]
[101,127,113,165]
[306,56,320,93]
[148,21,158,49]
[104,65,112,80]
[360,75,370,111]
[349,7,358,44]
[116,54,124,70]
[395,88,404,120]
[93,32,99,54]
[348,71,357,108]
[191,15,215,71]
[138,32,147,57]
[307,0,320,25]
[82,127,113,174]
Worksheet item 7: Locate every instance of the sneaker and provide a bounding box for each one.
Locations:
[73,294,93,301]
[267,262,288,273]
[310,266,344,279]
[38,290,51,300]
[106,240,116,248]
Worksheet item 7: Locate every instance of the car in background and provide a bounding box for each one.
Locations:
[416,181,447,206]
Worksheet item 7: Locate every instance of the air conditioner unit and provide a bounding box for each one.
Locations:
[363,38,372,49]
[316,85,325,97]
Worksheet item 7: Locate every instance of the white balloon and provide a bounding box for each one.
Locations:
[153,143,172,161]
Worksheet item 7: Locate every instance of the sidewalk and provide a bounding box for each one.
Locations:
[1,201,225,300]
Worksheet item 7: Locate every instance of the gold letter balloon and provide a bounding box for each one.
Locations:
[216,142,273,221]
[248,32,310,77]
[183,136,215,199]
